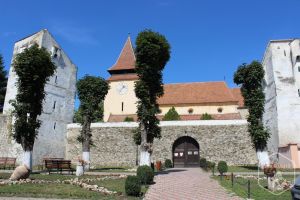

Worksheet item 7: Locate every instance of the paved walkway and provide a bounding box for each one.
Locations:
[144,168,242,200]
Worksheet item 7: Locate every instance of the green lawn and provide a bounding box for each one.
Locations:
[0,173,146,199]
[227,165,300,173]
[214,175,293,200]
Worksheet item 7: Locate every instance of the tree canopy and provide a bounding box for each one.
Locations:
[11,44,56,151]
[76,75,109,148]
[134,30,171,144]
[0,54,7,112]
[162,107,180,121]
[233,61,269,151]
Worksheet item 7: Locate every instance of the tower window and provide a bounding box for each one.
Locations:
[55,76,57,84]
[53,101,56,110]
[284,50,286,56]
[298,66,300,72]
[121,102,124,112]
[296,56,300,63]
[54,122,56,130]
[217,107,223,113]
[298,89,300,97]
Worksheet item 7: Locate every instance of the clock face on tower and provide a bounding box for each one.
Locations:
[116,82,128,95]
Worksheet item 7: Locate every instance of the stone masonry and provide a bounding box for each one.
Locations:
[66,120,257,167]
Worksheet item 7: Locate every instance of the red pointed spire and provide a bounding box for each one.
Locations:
[108,36,136,72]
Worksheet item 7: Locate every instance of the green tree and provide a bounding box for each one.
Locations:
[200,113,213,120]
[73,102,104,123]
[76,75,109,170]
[162,107,180,121]
[11,44,56,170]
[233,61,270,167]
[134,29,171,166]
[0,54,7,112]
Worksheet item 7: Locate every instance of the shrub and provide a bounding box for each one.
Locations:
[217,161,228,175]
[124,116,134,122]
[137,165,154,184]
[199,158,207,169]
[125,176,141,196]
[162,107,181,121]
[164,159,173,168]
[200,113,213,120]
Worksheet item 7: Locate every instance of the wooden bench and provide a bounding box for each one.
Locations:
[0,157,16,169]
[44,159,75,174]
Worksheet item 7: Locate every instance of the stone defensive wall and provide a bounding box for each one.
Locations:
[66,120,257,167]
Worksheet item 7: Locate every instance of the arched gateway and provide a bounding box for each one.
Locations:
[172,136,200,167]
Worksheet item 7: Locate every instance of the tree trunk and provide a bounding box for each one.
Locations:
[136,145,139,166]
[22,150,32,170]
[257,150,270,168]
[139,123,151,166]
[82,117,91,171]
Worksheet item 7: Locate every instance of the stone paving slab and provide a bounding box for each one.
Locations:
[144,168,242,200]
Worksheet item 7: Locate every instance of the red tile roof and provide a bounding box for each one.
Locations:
[107,74,139,82]
[230,88,245,108]
[108,36,136,72]
[158,82,238,105]
[107,113,242,122]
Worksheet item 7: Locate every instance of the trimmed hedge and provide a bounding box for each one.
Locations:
[137,165,154,184]
[199,158,207,169]
[217,161,228,175]
[164,159,173,168]
[125,175,141,196]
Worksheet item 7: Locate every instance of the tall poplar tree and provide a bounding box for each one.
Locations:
[0,54,7,112]
[134,30,171,166]
[12,44,56,170]
[76,75,109,170]
[234,61,270,167]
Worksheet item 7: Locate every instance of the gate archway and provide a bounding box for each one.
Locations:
[172,136,200,167]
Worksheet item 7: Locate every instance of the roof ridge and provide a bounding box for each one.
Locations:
[164,81,226,86]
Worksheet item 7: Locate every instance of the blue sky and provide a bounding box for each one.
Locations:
[1,0,300,89]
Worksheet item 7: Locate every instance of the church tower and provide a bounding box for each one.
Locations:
[103,36,138,122]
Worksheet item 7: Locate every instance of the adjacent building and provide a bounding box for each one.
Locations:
[104,36,245,122]
[2,29,77,165]
[262,39,300,168]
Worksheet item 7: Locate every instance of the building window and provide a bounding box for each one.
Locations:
[53,101,56,110]
[284,50,286,56]
[55,76,57,84]
[298,66,300,72]
[217,107,223,113]
[188,108,193,114]
[121,102,124,111]
[296,56,300,63]
[51,46,60,58]
[53,122,56,130]
[298,89,300,97]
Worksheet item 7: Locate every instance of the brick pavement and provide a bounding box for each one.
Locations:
[144,168,242,200]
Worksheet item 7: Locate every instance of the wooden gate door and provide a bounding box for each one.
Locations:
[173,136,200,167]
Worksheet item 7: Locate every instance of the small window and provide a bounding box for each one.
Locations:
[54,76,57,84]
[217,107,223,113]
[53,101,56,110]
[121,102,124,111]
[188,108,193,114]
[298,66,300,72]
[296,56,300,62]
[53,122,56,130]
[298,89,300,97]
[284,50,286,56]
[51,46,60,58]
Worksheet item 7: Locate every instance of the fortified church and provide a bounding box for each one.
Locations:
[0,30,299,169]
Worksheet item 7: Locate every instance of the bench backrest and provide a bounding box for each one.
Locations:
[6,157,16,165]
[0,157,7,164]
[45,159,72,169]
